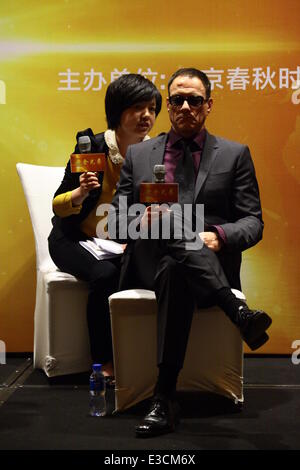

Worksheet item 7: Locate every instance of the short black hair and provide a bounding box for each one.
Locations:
[105,74,162,130]
[168,68,211,99]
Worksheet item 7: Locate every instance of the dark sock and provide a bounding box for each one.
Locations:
[154,364,180,399]
[216,287,246,324]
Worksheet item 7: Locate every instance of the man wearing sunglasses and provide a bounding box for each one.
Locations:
[109,68,271,438]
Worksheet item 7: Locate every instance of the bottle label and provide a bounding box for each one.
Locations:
[89,377,105,392]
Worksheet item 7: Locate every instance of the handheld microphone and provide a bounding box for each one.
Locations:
[70,135,106,173]
[78,135,92,153]
[140,164,178,203]
[153,164,166,183]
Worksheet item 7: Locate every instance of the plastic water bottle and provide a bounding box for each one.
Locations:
[89,363,106,417]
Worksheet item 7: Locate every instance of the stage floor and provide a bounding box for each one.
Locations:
[0,355,299,452]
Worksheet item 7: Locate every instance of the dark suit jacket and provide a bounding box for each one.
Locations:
[109,130,264,290]
[49,130,108,242]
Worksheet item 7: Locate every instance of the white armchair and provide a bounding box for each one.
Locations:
[16,163,91,377]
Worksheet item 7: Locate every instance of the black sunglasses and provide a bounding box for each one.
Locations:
[168,94,206,108]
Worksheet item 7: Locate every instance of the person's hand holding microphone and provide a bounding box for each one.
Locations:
[71,135,101,206]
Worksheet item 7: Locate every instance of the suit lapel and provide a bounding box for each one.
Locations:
[149,134,168,177]
[194,132,219,202]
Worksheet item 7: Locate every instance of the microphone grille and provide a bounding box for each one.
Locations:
[153,164,166,183]
[78,135,91,153]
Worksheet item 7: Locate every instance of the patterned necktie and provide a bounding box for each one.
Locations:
[174,139,195,204]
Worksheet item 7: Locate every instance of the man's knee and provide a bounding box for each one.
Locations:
[155,255,181,282]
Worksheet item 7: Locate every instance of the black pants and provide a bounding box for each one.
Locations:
[49,235,121,364]
[130,237,230,370]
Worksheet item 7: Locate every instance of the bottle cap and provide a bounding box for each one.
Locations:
[92,363,102,372]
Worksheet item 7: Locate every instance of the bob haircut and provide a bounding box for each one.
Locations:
[168,68,211,100]
[105,74,162,130]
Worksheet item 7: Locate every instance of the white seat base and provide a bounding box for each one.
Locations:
[109,289,244,412]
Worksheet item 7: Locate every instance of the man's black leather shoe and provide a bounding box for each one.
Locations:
[238,306,272,350]
[135,396,180,438]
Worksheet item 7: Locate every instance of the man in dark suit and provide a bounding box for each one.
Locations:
[108,68,272,437]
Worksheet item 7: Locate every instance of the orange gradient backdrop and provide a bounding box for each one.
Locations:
[0,0,299,353]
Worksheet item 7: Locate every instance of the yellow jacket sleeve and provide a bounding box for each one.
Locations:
[52,191,82,218]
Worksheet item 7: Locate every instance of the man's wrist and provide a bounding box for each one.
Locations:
[210,225,227,245]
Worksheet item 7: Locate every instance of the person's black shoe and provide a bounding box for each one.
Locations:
[238,306,272,350]
[135,396,180,438]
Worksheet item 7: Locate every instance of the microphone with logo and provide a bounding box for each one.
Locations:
[70,135,106,174]
[139,165,179,237]
[140,164,178,204]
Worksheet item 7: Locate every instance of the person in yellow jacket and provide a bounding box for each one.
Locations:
[48,74,162,380]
